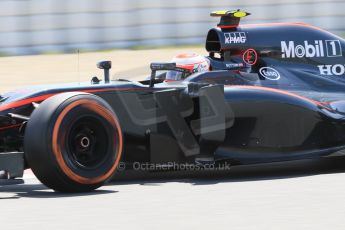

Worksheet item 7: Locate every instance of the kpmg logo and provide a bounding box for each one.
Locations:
[281,40,342,58]
[224,32,247,44]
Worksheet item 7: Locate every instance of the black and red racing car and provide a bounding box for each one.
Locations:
[1,10,345,192]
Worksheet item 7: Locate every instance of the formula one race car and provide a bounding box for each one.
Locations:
[1,10,345,192]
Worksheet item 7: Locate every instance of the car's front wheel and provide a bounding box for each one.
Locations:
[24,92,123,192]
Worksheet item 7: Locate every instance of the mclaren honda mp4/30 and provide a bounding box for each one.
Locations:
[1,10,345,192]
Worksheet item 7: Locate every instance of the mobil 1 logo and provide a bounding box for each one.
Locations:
[325,40,342,57]
[281,40,342,58]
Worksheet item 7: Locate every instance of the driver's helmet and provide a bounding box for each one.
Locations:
[165,53,210,81]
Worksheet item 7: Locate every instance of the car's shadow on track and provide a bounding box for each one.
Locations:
[0,182,116,199]
[2,156,345,199]
[109,156,345,186]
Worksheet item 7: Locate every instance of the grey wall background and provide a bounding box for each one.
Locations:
[0,0,344,55]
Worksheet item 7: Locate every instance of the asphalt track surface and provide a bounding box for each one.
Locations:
[1,49,345,230]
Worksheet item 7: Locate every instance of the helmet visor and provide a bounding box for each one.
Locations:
[166,71,185,81]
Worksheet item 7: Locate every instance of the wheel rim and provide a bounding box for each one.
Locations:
[67,116,110,170]
[51,98,123,185]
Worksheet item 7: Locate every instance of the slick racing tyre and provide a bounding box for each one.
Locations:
[24,92,123,192]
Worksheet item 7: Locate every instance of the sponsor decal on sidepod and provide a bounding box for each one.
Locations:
[281,40,342,58]
[259,67,281,80]
[224,32,247,44]
[243,49,258,66]
[318,64,345,76]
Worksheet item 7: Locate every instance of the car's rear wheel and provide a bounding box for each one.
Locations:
[24,92,123,192]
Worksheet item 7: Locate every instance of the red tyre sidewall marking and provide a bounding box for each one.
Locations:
[52,99,123,185]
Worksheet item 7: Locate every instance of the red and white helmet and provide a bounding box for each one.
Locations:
[166,53,210,81]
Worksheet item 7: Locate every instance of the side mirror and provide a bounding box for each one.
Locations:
[97,61,112,83]
[149,63,177,87]
[150,62,177,71]
[149,62,188,87]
